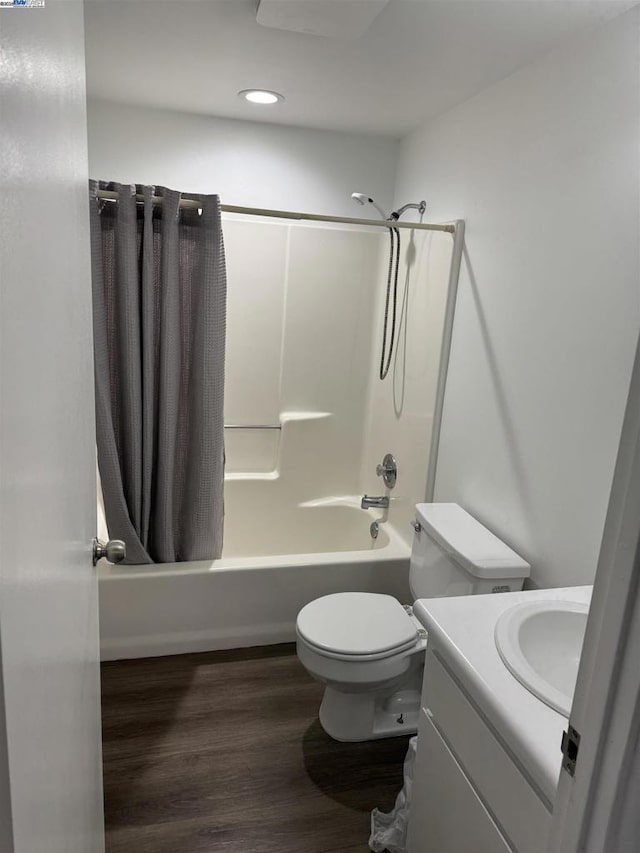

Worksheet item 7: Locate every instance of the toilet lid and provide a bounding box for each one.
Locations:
[296,593,418,658]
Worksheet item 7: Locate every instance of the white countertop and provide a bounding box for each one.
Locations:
[414,585,592,805]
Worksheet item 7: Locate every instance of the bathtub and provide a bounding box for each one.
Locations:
[98,495,411,661]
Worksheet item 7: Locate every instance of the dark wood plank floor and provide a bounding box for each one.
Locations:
[101,644,409,853]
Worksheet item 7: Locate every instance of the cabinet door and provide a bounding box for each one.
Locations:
[424,651,551,853]
[408,712,513,853]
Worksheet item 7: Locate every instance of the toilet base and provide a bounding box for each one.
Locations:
[318,680,422,742]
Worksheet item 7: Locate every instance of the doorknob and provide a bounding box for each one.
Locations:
[93,538,126,566]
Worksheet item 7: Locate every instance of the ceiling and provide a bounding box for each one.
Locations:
[84,0,634,138]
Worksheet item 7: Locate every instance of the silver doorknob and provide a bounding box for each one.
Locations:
[93,538,126,566]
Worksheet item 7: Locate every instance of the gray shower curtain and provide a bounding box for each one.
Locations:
[89,181,226,564]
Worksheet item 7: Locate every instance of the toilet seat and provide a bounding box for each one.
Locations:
[296,592,419,662]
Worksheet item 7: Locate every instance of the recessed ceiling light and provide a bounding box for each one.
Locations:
[239,89,284,105]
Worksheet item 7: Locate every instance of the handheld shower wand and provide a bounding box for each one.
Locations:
[351,192,389,221]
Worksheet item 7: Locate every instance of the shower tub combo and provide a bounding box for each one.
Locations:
[98,211,464,661]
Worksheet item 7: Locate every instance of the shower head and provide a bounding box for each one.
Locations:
[350,192,388,221]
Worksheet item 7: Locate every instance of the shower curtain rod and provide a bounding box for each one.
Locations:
[95,190,456,234]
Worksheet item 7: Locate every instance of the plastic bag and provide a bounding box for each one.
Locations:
[369,735,417,853]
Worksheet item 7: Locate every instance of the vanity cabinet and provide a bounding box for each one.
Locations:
[407,649,552,853]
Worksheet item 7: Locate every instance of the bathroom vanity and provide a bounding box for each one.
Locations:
[407,586,592,853]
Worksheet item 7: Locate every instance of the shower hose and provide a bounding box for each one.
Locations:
[379,224,401,380]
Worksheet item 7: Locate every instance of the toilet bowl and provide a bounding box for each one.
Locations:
[296,503,531,742]
[296,592,428,740]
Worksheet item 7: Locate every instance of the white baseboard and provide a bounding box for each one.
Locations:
[100,621,296,661]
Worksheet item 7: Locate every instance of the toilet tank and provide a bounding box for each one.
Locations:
[409,503,530,599]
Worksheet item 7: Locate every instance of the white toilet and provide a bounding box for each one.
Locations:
[296,502,530,742]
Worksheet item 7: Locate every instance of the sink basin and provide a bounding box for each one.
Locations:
[494,600,589,716]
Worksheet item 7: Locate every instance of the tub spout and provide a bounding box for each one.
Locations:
[361,495,389,510]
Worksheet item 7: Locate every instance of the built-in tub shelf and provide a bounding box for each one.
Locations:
[225,423,281,430]
[225,412,331,427]
[224,411,332,475]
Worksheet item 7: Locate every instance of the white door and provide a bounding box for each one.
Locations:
[549,328,640,853]
[0,2,104,852]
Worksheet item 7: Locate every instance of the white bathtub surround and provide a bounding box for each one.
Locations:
[361,227,459,548]
[224,218,380,476]
[410,586,592,853]
[393,7,640,588]
[295,503,530,742]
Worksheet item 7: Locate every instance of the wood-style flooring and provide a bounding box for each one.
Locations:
[101,644,409,853]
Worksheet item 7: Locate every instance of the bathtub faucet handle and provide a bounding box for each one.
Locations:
[376,453,397,489]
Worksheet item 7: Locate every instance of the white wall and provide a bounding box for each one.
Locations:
[87,98,398,216]
[393,8,640,588]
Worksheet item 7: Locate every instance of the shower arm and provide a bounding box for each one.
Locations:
[390,200,427,221]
